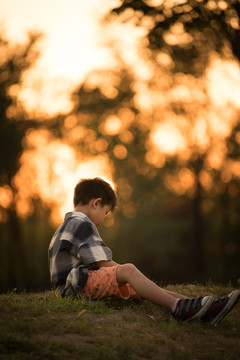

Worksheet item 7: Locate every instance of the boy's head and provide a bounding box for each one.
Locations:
[73,177,117,213]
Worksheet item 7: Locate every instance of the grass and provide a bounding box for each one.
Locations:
[0,283,240,360]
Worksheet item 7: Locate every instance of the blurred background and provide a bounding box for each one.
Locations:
[0,0,240,292]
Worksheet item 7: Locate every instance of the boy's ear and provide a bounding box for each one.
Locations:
[92,198,102,208]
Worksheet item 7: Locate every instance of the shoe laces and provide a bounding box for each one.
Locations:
[212,296,228,307]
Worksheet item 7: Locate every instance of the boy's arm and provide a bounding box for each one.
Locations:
[96,260,119,268]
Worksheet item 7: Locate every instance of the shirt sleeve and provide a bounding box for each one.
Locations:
[77,222,112,265]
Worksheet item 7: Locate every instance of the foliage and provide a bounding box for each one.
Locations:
[1,1,240,291]
[0,32,42,291]
[111,0,240,67]
[55,58,240,283]
[0,33,40,189]
[104,0,240,281]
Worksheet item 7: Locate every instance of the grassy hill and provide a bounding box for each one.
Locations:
[0,283,240,360]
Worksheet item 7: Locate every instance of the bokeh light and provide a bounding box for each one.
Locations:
[12,129,114,224]
[1,0,240,226]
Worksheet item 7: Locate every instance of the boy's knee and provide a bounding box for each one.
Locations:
[117,263,137,283]
[122,263,136,272]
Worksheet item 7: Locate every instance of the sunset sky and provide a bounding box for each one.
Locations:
[0,0,120,115]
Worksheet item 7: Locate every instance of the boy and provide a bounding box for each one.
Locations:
[48,177,240,325]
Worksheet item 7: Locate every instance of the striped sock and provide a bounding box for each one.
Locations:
[172,299,180,314]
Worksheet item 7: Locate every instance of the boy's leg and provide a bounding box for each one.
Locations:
[116,264,187,301]
[116,263,214,321]
[116,263,178,310]
[164,289,188,300]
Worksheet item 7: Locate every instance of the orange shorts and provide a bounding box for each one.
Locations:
[81,266,140,300]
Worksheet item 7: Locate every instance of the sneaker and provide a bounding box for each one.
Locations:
[201,290,240,326]
[172,296,214,321]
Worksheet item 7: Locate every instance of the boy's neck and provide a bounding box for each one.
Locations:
[74,203,91,218]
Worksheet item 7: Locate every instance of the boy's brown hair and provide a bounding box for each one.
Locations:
[73,177,117,212]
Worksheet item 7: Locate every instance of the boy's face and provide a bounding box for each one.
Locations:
[90,201,111,227]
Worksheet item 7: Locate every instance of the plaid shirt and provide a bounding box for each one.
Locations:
[48,211,112,296]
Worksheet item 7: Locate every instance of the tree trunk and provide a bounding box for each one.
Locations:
[192,187,206,282]
[7,207,27,291]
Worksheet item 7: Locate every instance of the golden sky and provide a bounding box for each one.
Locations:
[0,0,120,115]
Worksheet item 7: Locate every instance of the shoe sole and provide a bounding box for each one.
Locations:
[186,296,214,322]
[211,290,240,326]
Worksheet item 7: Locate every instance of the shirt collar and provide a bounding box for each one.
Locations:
[64,211,89,221]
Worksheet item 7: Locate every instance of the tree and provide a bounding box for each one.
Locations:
[106,0,240,282]
[0,32,40,290]
[111,0,240,65]
[59,69,152,214]
[34,1,240,283]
